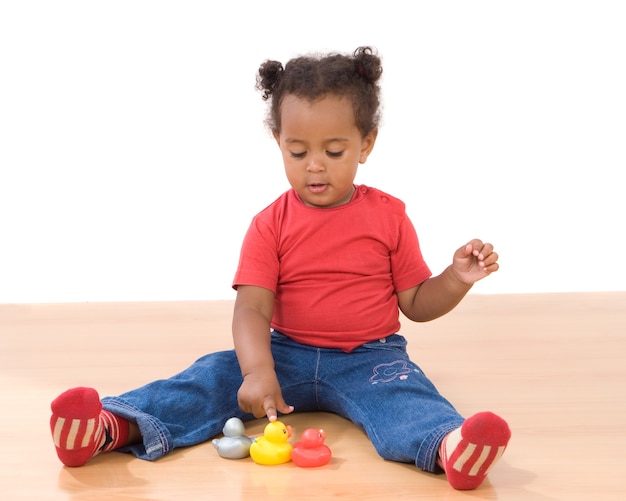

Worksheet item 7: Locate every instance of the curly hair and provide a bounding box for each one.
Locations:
[256,46,383,138]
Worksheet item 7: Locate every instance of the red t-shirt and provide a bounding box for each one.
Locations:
[232,185,432,352]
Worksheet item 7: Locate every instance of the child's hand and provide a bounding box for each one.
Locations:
[237,369,294,422]
[451,239,499,286]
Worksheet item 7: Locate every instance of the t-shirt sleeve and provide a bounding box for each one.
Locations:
[391,213,432,292]
[232,216,280,292]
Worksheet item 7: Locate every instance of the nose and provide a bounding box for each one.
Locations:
[306,154,325,173]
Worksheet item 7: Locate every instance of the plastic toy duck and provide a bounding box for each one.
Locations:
[291,428,332,467]
[249,420,293,465]
[212,417,253,459]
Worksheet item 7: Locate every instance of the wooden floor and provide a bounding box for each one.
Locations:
[1,292,625,500]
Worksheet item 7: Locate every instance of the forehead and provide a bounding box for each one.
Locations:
[279,94,357,137]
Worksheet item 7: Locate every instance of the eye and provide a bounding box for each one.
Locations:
[289,151,306,159]
[326,150,344,158]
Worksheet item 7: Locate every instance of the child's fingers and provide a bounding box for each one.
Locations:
[263,397,278,422]
[264,397,294,422]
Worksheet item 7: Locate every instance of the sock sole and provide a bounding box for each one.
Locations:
[50,387,103,467]
[445,411,511,490]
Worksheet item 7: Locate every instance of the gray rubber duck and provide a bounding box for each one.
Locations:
[212,417,253,459]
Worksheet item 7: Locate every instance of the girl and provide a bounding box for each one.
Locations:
[51,46,510,491]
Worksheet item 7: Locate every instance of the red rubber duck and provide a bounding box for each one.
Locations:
[291,428,332,467]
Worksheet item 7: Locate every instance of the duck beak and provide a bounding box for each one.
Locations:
[286,425,293,438]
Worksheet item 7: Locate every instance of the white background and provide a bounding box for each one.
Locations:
[1,1,625,303]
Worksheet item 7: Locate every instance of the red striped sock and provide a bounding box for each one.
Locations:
[438,411,511,490]
[50,387,129,467]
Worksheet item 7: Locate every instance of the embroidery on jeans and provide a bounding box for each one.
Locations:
[369,360,413,384]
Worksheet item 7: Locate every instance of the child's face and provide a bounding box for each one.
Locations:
[274,94,377,208]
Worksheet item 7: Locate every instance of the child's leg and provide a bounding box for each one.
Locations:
[50,387,133,467]
[437,411,511,490]
[311,334,510,490]
[49,349,246,466]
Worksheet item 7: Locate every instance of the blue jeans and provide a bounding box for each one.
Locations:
[102,331,464,472]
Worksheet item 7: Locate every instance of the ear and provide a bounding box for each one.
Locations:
[359,129,378,164]
[272,131,281,147]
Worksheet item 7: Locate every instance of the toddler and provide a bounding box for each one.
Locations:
[51,46,510,490]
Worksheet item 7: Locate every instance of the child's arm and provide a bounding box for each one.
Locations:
[232,285,294,422]
[397,239,499,322]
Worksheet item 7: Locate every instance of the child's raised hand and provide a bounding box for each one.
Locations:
[237,369,294,422]
[451,239,499,286]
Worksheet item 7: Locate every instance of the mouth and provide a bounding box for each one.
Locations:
[307,183,328,194]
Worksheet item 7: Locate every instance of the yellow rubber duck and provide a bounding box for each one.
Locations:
[249,420,293,465]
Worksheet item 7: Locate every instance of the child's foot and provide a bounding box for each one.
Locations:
[438,411,511,490]
[50,387,129,467]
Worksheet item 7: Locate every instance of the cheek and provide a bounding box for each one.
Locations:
[283,164,302,185]
[341,160,360,180]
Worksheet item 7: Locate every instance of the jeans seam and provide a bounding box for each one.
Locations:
[314,348,321,408]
